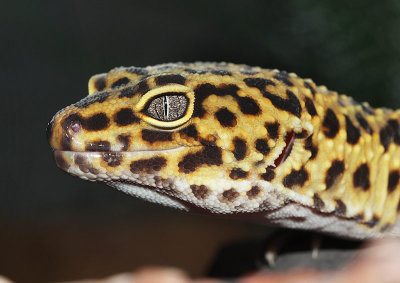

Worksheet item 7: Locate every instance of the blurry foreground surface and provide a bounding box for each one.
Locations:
[1,238,399,283]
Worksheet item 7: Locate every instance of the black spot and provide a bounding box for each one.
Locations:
[54,150,70,170]
[352,214,364,222]
[322,108,340,138]
[117,134,130,151]
[85,140,111,152]
[232,138,247,161]
[356,112,373,134]
[63,113,108,132]
[325,160,345,189]
[361,104,374,115]
[153,176,175,193]
[155,74,186,85]
[345,115,361,145]
[229,168,248,180]
[247,186,261,199]
[305,97,317,116]
[334,199,347,216]
[380,125,392,152]
[136,80,150,94]
[126,67,148,75]
[261,168,275,181]
[379,124,393,152]
[179,124,198,139]
[304,81,316,96]
[211,69,232,76]
[193,83,239,117]
[264,89,302,117]
[243,77,275,90]
[119,81,150,98]
[119,86,135,98]
[74,154,99,175]
[283,167,308,188]
[215,108,237,127]
[94,74,106,91]
[194,83,260,116]
[111,77,130,89]
[388,171,400,193]
[364,216,380,228]
[74,91,110,108]
[313,193,325,210]
[294,130,309,139]
[190,184,210,199]
[200,139,216,147]
[61,134,72,150]
[142,130,173,144]
[114,108,140,126]
[74,154,86,165]
[255,139,270,155]
[222,188,239,202]
[274,71,293,86]
[84,113,110,131]
[266,122,279,139]
[102,152,122,167]
[353,163,370,191]
[130,157,167,173]
[237,96,260,115]
[185,68,207,74]
[304,136,318,159]
[178,146,222,173]
[240,70,259,75]
[388,119,400,145]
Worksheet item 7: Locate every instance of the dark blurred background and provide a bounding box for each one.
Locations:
[2,1,400,282]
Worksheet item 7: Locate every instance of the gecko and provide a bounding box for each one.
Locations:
[46,62,400,239]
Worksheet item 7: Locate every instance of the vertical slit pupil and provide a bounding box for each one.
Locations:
[163,96,169,119]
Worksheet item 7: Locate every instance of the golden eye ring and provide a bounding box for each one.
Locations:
[135,84,195,128]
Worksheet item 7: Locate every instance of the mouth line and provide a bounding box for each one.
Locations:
[53,134,295,170]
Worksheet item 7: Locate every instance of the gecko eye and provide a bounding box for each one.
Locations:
[145,92,188,122]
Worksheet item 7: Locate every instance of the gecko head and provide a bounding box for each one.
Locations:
[47,63,314,213]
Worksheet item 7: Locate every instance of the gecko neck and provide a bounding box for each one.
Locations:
[306,92,400,236]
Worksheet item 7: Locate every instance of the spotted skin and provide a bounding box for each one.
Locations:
[47,62,400,239]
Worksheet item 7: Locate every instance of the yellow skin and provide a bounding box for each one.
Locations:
[47,62,400,239]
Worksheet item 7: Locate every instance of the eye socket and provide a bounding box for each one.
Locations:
[145,92,188,122]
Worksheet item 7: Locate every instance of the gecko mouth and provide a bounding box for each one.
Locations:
[270,131,295,169]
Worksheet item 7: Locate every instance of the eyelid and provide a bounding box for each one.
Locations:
[135,84,192,111]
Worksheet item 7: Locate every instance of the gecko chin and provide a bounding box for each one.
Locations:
[52,148,193,211]
[106,180,191,211]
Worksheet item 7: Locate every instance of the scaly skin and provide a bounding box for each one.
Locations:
[47,62,400,239]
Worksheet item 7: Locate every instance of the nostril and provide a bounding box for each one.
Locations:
[69,121,82,134]
[62,113,83,136]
